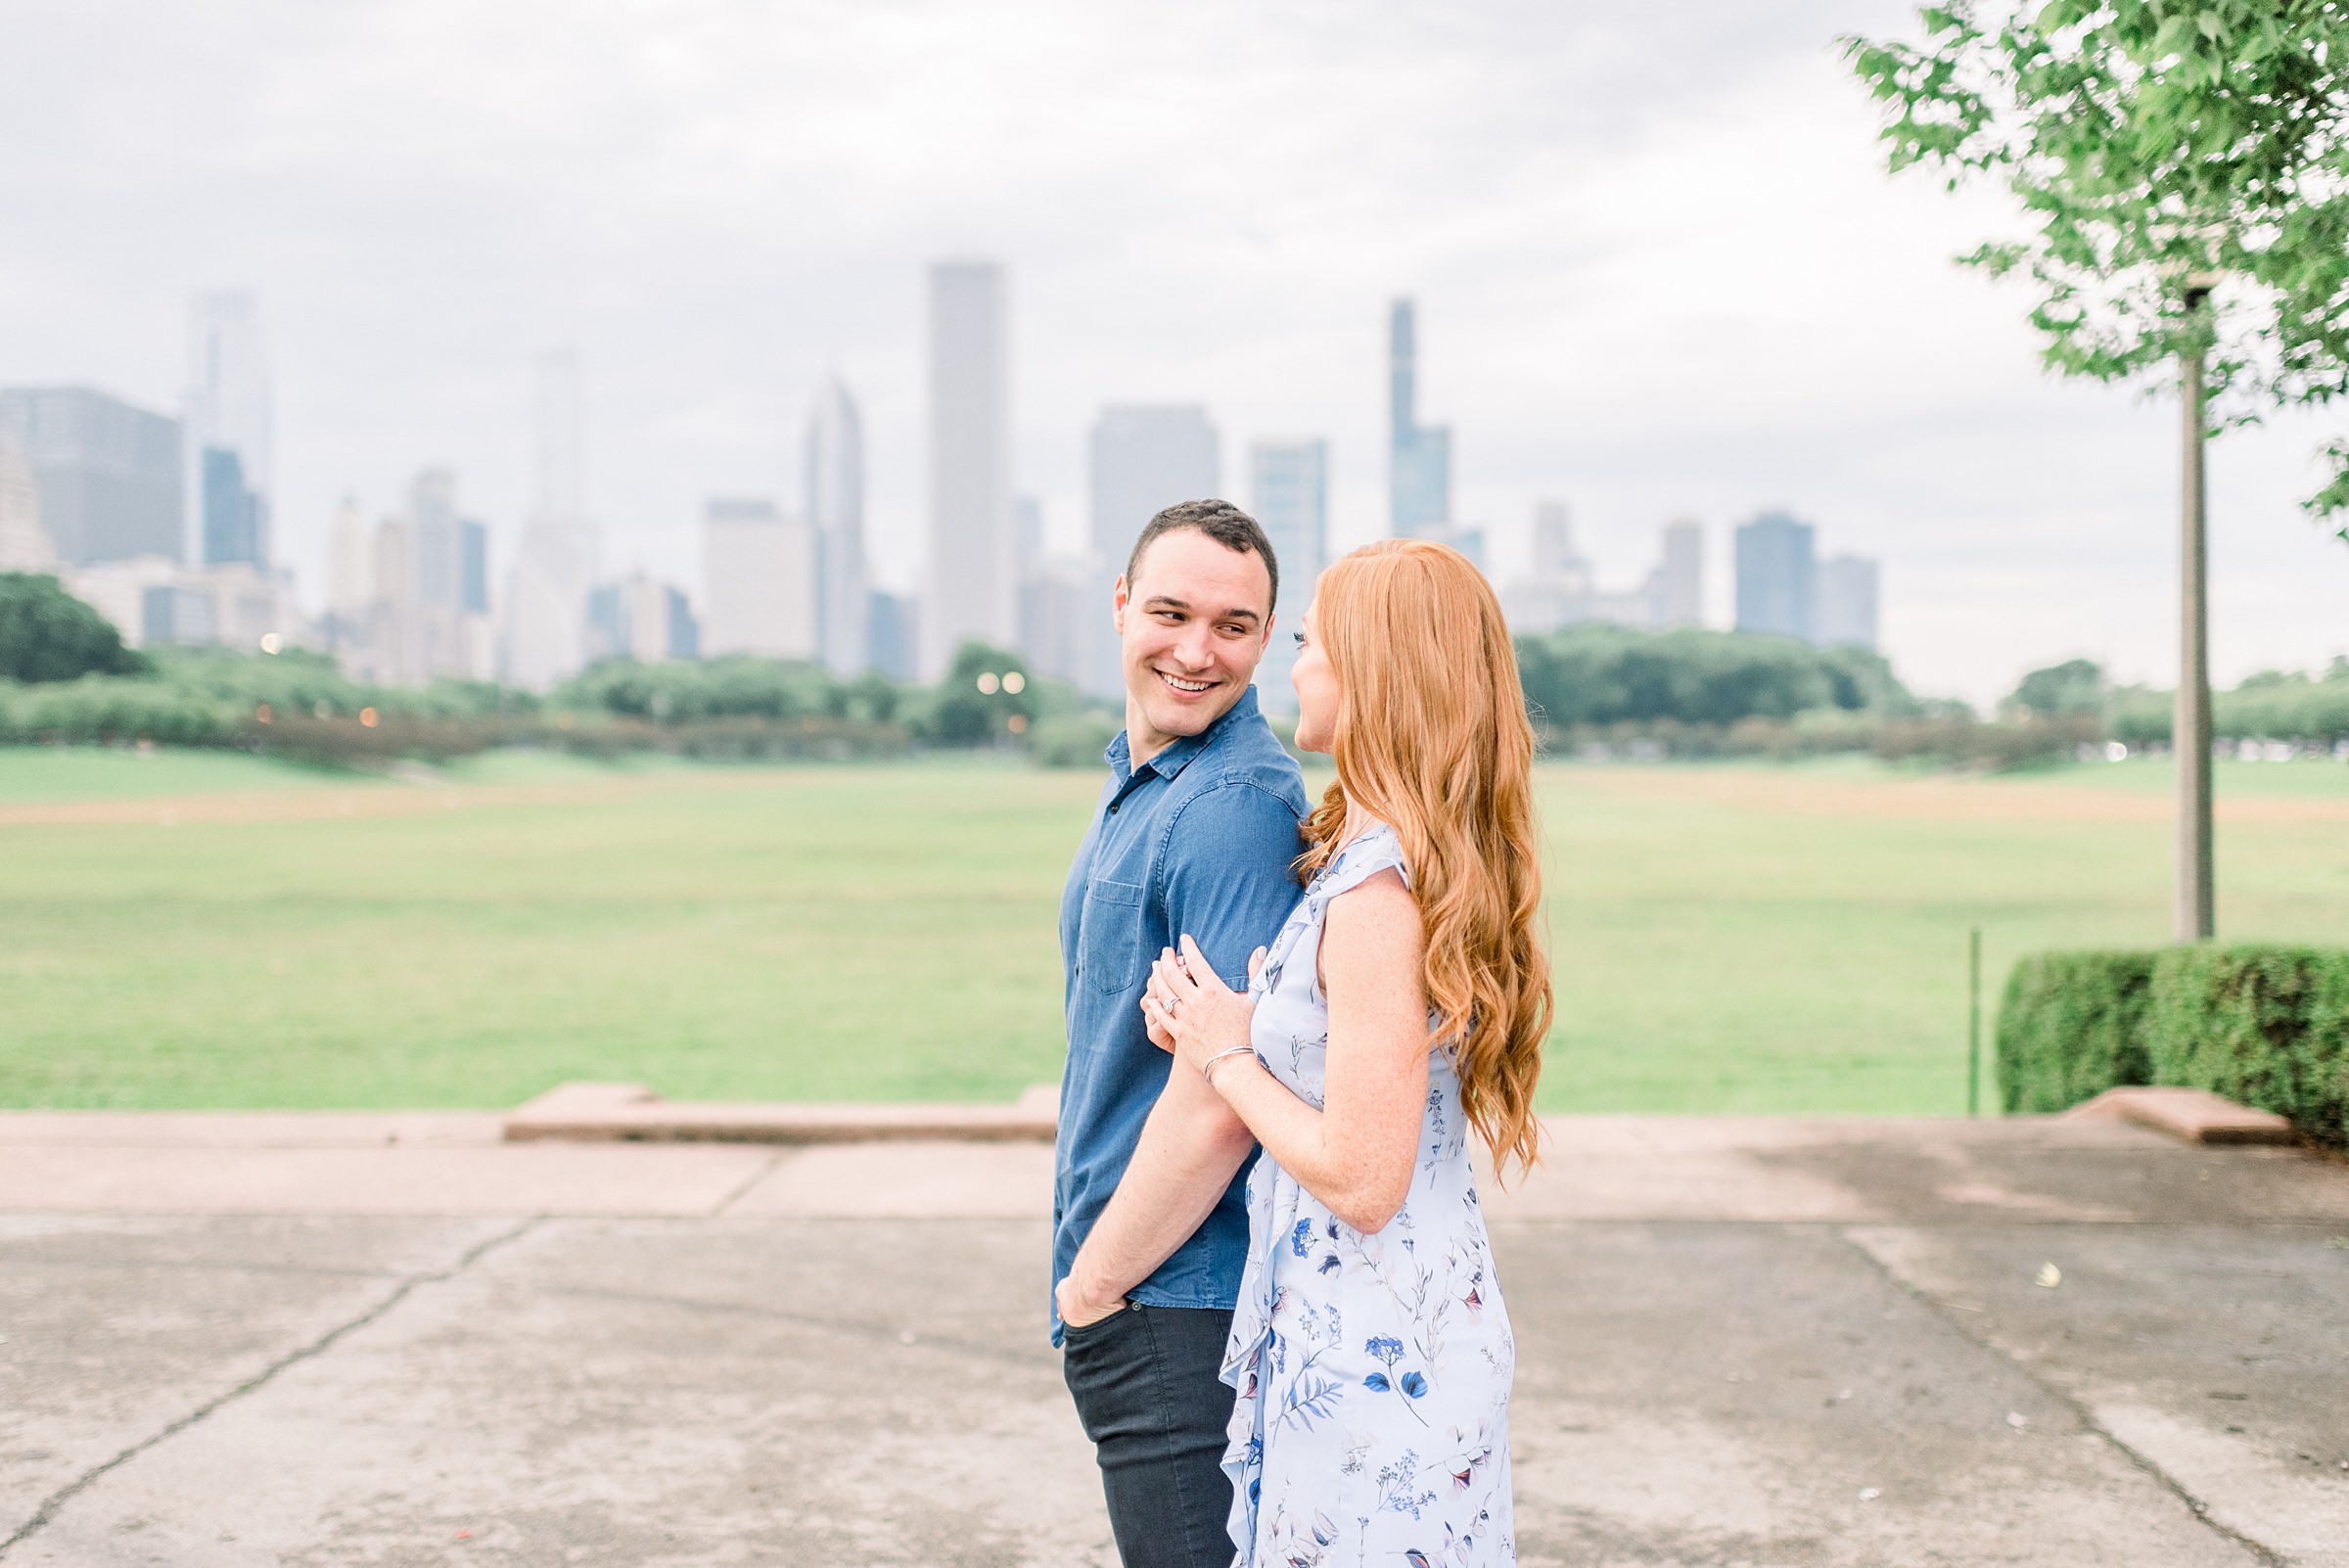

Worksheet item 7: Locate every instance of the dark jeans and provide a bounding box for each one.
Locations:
[1062,1304,1239,1568]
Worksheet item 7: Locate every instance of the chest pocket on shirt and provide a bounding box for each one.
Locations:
[1079,876,1147,995]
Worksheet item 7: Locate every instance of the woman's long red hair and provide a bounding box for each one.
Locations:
[1296,538,1551,1180]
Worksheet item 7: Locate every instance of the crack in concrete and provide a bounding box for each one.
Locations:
[709,1148,792,1216]
[0,1217,541,1560]
[1835,1227,2289,1568]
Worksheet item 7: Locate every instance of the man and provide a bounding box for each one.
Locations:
[1053,498,1310,1568]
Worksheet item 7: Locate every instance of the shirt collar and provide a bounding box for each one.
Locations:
[1111,684,1260,785]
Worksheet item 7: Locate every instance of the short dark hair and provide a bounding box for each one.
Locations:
[1123,498,1279,612]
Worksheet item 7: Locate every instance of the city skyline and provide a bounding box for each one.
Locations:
[4,2,2347,704]
[0,290,2096,697]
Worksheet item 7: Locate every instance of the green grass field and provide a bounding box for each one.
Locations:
[3,746,2346,1114]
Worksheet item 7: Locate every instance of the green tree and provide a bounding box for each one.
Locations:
[1513,625,1914,731]
[1844,1,2349,940]
[2009,656,2105,716]
[1845,2,2349,521]
[930,640,1033,747]
[0,573,148,683]
[847,669,900,725]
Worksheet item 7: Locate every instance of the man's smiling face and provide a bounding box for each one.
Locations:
[1113,526,1274,764]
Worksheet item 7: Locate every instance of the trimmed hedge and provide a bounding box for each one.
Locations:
[1997,945,2349,1147]
[2151,947,2349,1149]
[1996,951,2156,1114]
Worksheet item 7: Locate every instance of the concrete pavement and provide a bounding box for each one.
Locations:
[2,1112,2344,1565]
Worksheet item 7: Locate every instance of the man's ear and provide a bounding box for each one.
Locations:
[1111,575,1130,635]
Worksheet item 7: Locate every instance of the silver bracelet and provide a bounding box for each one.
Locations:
[1201,1044,1257,1087]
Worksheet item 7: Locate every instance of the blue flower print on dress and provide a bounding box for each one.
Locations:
[1217,823,1516,1566]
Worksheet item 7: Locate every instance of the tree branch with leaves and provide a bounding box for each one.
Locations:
[1846,1,2349,535]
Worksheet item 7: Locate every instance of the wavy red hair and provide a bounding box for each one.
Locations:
[1296,538,1551,1179]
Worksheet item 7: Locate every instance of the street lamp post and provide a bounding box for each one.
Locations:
[2175,280,2216,944]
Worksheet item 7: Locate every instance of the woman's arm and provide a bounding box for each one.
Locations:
[1146,869,1429,1233]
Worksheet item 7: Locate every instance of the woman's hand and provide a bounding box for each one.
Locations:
[1141,936,1263,1080]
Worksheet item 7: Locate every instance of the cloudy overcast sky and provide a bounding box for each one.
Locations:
[3,0,2344,703]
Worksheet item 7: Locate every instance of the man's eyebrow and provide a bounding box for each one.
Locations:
[1140,594,1262,624]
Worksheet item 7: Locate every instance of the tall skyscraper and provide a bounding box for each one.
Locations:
[504,349,599,687]
[702,497,817,659]
[457,517,495,675]
[0,425,51,572]
[320,494,373,667]
[926,261,1013,677]
[1529,500,1578,582]
[867,588,919,682]
[1388,300,1452,540]
[1816,555,1881,650]
[460,520,490,616]
[1091,406,1221,563]
[1249,438,1326,714]
[0,387,183,564]
[1250,439,1326,593]
[805,377,868,676]
[1011,493,1082,682]
[327,497,371,618]
[185,293,271,567]
[1086,404,1221,697]
[1734,511,1817,642]
[1017,558,1088,687]
[1013,494,1045,577]
[410,468,460,615]
[1501,500,1594,634]
[1657,521,1703,628]
[344,469,485,684]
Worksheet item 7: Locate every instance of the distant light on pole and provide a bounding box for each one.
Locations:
[976,671,999,694]
[1002,670,1026,695]
[259,632,283,655]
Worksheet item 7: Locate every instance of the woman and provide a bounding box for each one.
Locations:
[1141,537,1550,1568]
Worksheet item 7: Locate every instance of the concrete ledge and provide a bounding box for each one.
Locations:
[2061,1085,2300,1146]
[501,1081,1060,1144]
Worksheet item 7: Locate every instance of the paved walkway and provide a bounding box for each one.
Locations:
[3,1113,2345,1566]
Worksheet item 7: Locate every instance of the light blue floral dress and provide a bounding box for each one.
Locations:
[1220,823,1515,1567]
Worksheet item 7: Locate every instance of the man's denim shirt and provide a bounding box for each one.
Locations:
[1052,685,1309,1340]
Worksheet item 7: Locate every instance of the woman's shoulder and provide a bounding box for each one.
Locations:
[1318,820,1411,897]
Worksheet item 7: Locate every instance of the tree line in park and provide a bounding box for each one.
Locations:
[0,572,1077,764]
[4,571,2344,771]
[1515,625,2349,766]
